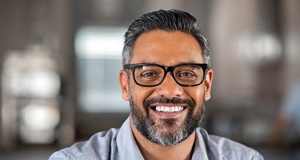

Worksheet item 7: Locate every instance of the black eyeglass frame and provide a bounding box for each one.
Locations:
[123,63,208,87]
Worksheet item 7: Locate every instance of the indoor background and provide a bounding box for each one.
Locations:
[0,0,300,159]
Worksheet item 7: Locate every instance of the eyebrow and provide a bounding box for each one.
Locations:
[139,61,200,66]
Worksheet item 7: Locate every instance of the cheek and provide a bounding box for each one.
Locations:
[186,86,205,104]
[129,83,154,107]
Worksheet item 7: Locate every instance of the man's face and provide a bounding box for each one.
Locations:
[120,30,213,146]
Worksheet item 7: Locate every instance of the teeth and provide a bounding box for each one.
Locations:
[155,106,184,112]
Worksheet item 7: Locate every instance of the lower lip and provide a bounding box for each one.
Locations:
[151,108,187,119]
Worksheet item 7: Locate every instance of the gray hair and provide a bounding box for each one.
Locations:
[122,9,211,68]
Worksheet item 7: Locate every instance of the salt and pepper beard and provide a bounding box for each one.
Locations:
[130,95,205,146]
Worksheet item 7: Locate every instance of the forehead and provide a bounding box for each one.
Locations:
[131,30,203,65]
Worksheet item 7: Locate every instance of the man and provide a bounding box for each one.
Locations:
[49,9,263,160]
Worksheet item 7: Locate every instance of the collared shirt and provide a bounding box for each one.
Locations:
[49,117,264,160]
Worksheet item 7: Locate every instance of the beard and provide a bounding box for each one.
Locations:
[130,95,205,146]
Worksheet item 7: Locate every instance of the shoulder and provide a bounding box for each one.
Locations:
[196,128,264,160]
[49,128,120,160]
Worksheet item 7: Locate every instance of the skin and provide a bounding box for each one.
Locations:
[119,30,213,160]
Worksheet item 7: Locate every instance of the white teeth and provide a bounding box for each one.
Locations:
[155,106,184,112]
[174,107,179,112]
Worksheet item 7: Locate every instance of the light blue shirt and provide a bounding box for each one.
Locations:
[49,117,263,160]
[281,80,300,134]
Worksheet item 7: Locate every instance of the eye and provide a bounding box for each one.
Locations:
[140,71,158,77]
[177,71,197,78]
[135,65,164,82]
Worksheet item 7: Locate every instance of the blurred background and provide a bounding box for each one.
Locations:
[0,0,299,159]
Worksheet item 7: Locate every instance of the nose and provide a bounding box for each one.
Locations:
[155,73,184,98]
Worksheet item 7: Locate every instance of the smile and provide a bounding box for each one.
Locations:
[154,106,184,113]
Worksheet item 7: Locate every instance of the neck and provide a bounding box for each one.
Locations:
[130,117,195,160]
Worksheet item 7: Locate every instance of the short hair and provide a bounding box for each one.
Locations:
[122,9,211,68]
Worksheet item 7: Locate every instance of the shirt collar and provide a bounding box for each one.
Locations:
[116,117,144,160]
[191,128,210,160]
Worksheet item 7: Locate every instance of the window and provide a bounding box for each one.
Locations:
[75,26,128,113]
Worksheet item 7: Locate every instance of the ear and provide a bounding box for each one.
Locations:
[119,70,130,101]
[204,69,213,101]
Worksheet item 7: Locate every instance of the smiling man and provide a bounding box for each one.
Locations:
[49,9,263,160]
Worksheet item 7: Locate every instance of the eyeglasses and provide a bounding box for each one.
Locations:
[123,63,208,87]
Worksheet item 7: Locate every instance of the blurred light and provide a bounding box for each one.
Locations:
[74,26,128,113]
[3,50,61,98]
[21,104,60,130]
[239,33,282,67]
[75,26,126,58]
[20,103,60,143]
[26,70,60,98]
[9,70,60,98]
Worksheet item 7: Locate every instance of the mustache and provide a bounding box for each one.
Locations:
[144,96,196,108]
